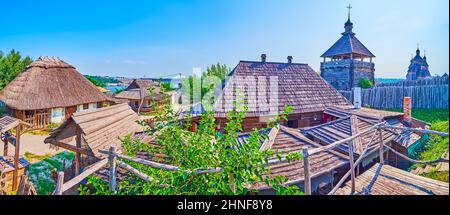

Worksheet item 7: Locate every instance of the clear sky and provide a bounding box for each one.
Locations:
[0,0,448,78]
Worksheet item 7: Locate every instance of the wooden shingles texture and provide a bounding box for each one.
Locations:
[214,61,351,118]
[0,116,20,133]
[321,33,375,58]
[45,103,143,158]
[302,116,397,155]
[253,126,348,190]
[0,56,108,110]
[115,79,162,100]
[335,163,449,195]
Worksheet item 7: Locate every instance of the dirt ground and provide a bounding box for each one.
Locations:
[0,133,65,163]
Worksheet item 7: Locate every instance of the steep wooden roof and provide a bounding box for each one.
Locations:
[214,60,351,117]
[44,103,143,158]
[335,163,449,195]
[115,79,162,100]
[239,126,349,191]
[0,57,108,110]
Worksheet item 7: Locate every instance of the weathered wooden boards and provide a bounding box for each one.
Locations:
[339,76,449,109]
[335,163,449,195]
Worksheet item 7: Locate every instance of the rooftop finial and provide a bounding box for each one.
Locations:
[347,4,352,21]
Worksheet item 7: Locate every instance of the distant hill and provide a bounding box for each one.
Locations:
[84,75,120,84]
[375,78,404,84]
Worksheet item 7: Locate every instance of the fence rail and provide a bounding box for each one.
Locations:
[52,123,449,195]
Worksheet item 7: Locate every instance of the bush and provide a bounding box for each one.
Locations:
[359,78,373,89]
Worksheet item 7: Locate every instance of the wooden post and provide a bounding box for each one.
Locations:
[302,147,311,195]
[378,128,384,164]
[12,124,21,191]
[54,172,64,195]
[3,138,8,156]
[75,126,82,175]
[348,141,355,194]
[109,146,117,193]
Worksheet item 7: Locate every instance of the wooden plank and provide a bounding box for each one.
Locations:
[61,158,108,192]
[302,147,311,195]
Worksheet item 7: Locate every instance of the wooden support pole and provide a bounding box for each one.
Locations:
[109,146,117,193]
[3,138,8,156]
[12,124,21,191]
[75,126,82,176]
[54,172,64,195]
[302,147,311,195]
[348,141,356,194]
[378,128,384,164]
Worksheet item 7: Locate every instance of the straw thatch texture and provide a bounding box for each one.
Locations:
[44,103,143,158]
[214,61,351,118]
[240,126,349,191]
[0,56,108,110]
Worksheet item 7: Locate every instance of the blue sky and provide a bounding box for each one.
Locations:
[0,0,448,78]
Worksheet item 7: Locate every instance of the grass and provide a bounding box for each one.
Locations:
[385,108,448,123]
[27,151,75,195]
[420,170,449,183]
[25,123,60,136]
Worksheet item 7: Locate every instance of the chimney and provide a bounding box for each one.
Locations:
[403,97,412,127]
[353,87,362,109]
[261,54,266,63]
[287,56,293,64]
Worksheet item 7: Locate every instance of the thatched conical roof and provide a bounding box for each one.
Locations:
[0,56,108,110]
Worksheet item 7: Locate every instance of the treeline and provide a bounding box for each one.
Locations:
[0,50,33,90]
[84,75,120,87]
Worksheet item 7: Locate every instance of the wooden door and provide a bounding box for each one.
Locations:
[65,106,77,119]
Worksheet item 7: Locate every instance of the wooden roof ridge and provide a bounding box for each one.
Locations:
[71,103,131,124]
[238,60,309,66]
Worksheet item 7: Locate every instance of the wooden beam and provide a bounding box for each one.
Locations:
[379,128,384,164]
[12,124,21,191]
[109,146,117,193]
[75,126,82,176]
[3,138,8,157]
[53,172,64,195]
[348,140,355,194]
[61,158,108,192]
[302,147,311,195]
[380,125,449,137]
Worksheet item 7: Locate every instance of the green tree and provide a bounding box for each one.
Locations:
[359,78,373,89]
[0,50,33,90]
[85,75,107,87]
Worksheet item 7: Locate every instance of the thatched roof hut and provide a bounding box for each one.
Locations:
[0,57,109,128]
[115,79,164,113]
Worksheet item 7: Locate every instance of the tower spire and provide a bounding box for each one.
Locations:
[347,4,352,21]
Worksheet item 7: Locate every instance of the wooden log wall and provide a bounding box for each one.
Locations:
[339,76,449,109]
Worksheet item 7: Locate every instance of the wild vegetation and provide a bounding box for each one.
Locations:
[359,78,373,89]
[0,50,33,90]
[84,75,120,87]
[79,79,303,195]
[387,108,449,182]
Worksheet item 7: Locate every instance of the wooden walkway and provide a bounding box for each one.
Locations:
[335,163,449,195]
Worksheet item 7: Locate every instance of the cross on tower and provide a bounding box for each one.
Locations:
[347,4,352,19]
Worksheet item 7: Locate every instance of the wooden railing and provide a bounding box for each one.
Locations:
[52,123,449,195]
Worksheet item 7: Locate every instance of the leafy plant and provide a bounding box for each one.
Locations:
[359,78,373,89]
[0,50,33,90]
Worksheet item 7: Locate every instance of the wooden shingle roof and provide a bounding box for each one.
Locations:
[240,126,349,191]
[44,103,143,158]
[214,61,351,117]
[0,57,108,110]
[321,34,375,58]
[301,116,397,155]
[115,79,162,100]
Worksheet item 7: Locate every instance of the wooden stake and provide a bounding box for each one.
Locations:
[109,146,117,193]
[379,128,384,164]
[302,147,311,195]
[75,126,82,175]
[3,138,8,156]
[54,172,64,195]
[12,124,21,191]
[348,141,355,194]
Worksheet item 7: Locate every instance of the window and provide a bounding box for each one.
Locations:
[134,101,139,107]
[96,102,103,108]
[287,120,298,128]
[83,103,89,110]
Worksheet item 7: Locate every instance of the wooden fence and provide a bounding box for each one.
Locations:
[340,76,449,109]
[52,125,449,195]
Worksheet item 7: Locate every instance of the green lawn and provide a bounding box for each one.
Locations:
[385,108,448,123]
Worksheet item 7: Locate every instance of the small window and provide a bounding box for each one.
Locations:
[287,120,298,128]
[83,103,89,110]
[134,101,139,107]
[96,102,103,108]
